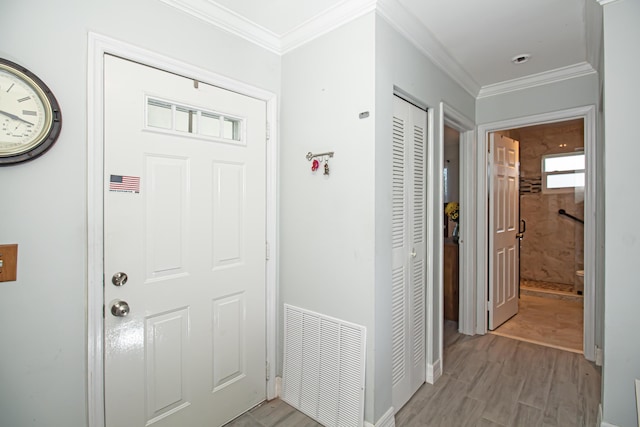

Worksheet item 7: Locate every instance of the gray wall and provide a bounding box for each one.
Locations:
[0,1,280,426]
[280,12,476,424]
[601,0,640,425]
[375,13,475,421]
[279,13,378,422]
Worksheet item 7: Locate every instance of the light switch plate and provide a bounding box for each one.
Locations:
[0,244,18,282]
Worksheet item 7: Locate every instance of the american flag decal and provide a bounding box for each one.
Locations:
[109,174,140,193]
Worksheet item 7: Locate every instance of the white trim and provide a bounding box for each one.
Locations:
[158,1,597,101]
[158,0,281,54]
[280,0,377,54]
[597,0,620,5]
[425,107,438,385]
[363,406,396,427]
[442,103,477,336]
[377,0,479,97]
[597,403,621,427]
[87,32,279,426]
[159,0,377,55]
[636,379,640,427]
[477,62,597,99]
[475,106,598,362]
[426,358,442,384]
[160,0,480,97]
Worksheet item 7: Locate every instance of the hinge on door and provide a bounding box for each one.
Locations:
[266,361,270,381]
[266,121,271,141]
[265,242,270,261]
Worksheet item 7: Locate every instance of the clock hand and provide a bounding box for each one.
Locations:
[0,109,35,126]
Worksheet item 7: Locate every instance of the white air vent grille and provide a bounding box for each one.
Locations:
[282,304,366,427]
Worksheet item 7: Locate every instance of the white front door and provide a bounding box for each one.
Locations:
[391,95,427,412]
[103,55,267,427]
[489,133,520,330]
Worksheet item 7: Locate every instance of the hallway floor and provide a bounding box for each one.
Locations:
[226,321,599,427]
[395,321,600,426]
[491,293,583,353]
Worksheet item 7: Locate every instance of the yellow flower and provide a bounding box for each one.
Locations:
[445,202,459,222]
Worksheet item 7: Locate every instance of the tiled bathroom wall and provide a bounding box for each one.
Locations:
[503,119,584,291]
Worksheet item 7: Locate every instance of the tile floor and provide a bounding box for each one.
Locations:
[226,320,600,426]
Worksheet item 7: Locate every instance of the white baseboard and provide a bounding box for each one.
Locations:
[596,346,603,366]
[364,406,395,427]
[599,403,621,427]
[426,359,442,384]
[275,376,282,398]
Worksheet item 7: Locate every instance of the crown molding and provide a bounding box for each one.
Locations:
[280,0,376,54]
[159,0,282,54]
[160,0,480,96]
[596,0,620,5]
[477,62,597,99]
[376,0,480,97]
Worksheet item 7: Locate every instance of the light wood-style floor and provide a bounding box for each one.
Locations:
[395,321,600,426]
[491,294,583,353]
[226,321,601,427]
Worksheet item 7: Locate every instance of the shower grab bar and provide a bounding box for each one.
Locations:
[558,209,584,224]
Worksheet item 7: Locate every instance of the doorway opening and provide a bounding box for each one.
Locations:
[488,119,586,354]
[443,125,460,331]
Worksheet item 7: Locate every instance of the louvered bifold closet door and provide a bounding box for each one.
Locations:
[391,96,427,412]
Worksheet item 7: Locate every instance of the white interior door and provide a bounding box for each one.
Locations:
[391,95,427,412]
[103,55,266,427]
[489,133,520,330]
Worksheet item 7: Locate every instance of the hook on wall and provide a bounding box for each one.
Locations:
[306,151,334,176]
[306,151,334,161]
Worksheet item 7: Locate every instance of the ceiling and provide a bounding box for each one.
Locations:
[163,0,600,96]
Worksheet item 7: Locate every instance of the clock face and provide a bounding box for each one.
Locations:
[0,59,61,165]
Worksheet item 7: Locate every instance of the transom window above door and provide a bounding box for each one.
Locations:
[146,97,243,143]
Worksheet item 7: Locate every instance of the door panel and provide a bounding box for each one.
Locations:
[391,96,427,412]
[104,55,266,427]
[489,134,520,330]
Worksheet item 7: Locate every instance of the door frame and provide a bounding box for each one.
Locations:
[475,105,597,361]
[87,32,279,427]
[441,102,477,338]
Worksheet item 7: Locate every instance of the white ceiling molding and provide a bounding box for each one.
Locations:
[160,0,480,96]
[477,62,597,99]
[596,0,620,5]
[160,0,590,100]
[280,0,377,54]
[159,0,282,54]
[376,0,480,97]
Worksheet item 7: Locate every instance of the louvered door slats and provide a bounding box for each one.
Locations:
[391,96,427,412]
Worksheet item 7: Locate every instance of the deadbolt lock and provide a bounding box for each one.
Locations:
[112,272,128,287]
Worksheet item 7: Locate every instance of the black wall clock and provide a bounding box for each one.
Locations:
[0,58,62,165]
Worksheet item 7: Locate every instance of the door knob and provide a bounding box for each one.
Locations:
[112,272,128,287]
[111,300,130,317]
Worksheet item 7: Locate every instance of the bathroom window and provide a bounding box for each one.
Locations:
[542,151,585,193]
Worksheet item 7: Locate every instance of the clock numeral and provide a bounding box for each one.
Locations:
[17,96,31,103]
[22,110,37,116]
[6,83,14,93]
